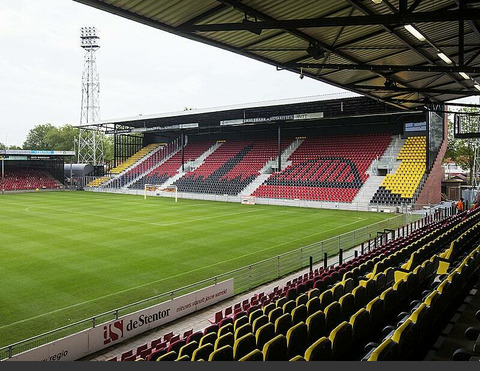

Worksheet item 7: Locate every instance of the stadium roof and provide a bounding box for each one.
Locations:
[80,94,419,133]
[74,0,480,111]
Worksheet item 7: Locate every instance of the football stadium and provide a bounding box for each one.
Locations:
[2,0,480,363]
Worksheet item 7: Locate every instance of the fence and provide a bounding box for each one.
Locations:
[0,208,451,360]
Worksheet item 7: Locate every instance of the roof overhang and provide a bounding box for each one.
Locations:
[73,0,480,110]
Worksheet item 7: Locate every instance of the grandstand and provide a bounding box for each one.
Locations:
[83,95,445,213]
[0,149,72,192]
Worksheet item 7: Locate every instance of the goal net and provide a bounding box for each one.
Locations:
[144,184,178,202]
[241,195,256,205]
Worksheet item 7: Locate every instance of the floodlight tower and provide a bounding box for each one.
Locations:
[77,26,104,166]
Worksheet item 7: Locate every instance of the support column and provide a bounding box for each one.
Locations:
[278,125,282,172]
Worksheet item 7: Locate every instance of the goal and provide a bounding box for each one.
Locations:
[241,195,256,205]
[144,184,178,202]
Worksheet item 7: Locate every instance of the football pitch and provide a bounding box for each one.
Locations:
[0,191,398,347]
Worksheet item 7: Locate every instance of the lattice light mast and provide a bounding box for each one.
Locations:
[78,26,104,166]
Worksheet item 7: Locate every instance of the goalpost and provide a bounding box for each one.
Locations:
[241,195,256,205]
[144,184,178,202]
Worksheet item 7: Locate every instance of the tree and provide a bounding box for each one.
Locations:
[445,107,480,184]
[23,124,56,150]
[45,124,79,151]
[0,143,5,150]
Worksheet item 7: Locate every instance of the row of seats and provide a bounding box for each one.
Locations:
[2,167,63,191]
[174,139,290,196]
[253,134,392,203]
[370,136,426,205]
[364,225,480,360]
[129,141,215,190]
[87,143,162,187]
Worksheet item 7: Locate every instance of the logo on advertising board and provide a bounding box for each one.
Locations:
[103,320,124,345]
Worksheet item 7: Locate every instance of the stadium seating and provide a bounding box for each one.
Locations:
[87,143,162,187]
[253,133,392,202]
[370,136,427,205]
[173,138,291,196]
[2,167,63,191]
[107,205,480,362]
[129,141,215,190]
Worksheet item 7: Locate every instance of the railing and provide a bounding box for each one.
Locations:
[0,211,429,360]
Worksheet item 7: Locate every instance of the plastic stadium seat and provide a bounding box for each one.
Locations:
[219,316,234,329]
[234,315,249,332]
[186,331,203,345]
[306,297,321,316]
[199,332,217,348]
[296,293,308,306]
[268,307,283,325]
[282,300,296,315]
[168,338,186,353]
[352,285,366,310]
[380,287,398,323]
[255,322,275,350]
[308,288,320,300]
[214,332,234,351]
[391,318,417,360]
[274,313,293,336]
[319,290,333,310]
[218,323,233,337]
[208,345,234,361]
[329,321,353,361]
[178,340,198,358]
[238,349,263,361]
[324,302,342,333]
[366,297,384,338]
[203,323,219,336]
[248,308,263,325]
[332,284,344,302]
[192,343,214,361]
[233,333,257,360]
[339,293,355,321]
[304,337,332,361]
[292,304,308,325]
[349,308,371,358]
[286,322,308,359]
[365,338,399,361]
[276,297,288,309]
[262,303,276,317]
[263,334,288,361]
[234,323,253,341]
[306,310,326,345]
[156,351,177,361]
[252,314,269,334]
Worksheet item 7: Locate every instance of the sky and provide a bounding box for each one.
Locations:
[1,0,478,147]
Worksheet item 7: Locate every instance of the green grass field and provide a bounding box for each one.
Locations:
[0,191,397,348]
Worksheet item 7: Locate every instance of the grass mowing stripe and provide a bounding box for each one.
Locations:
[0,215,369,330]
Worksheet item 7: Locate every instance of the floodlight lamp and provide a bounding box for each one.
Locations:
[404,24,426,41]
[372,0,383,3]
[475,84,480,92]
[459,72,470,80]
[306,43,325,60]
[437,52,453,64]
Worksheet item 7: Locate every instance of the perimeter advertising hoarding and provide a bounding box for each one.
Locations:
[6,279,234,361]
